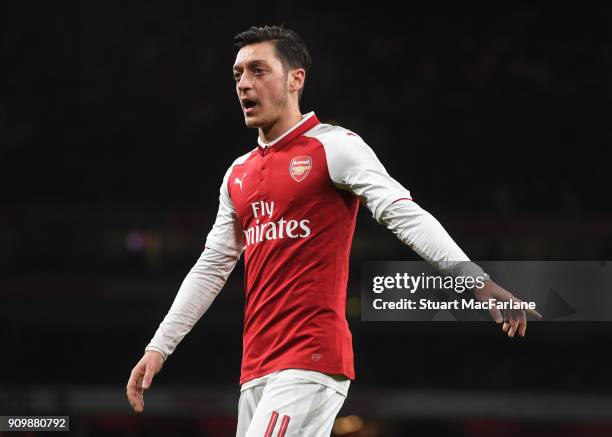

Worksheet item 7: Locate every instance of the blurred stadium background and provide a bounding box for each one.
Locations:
[2,2,612,436]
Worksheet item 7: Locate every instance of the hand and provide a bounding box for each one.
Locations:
[126,350,164,413]
[473,280,542,338]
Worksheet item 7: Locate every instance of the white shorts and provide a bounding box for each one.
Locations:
[236,369,350,437]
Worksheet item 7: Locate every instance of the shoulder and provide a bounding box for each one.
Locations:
[216,148,258,195]
[303,122,380,173]
[303,122,367,150]
[231,147,258,169]
[222,147,257,179]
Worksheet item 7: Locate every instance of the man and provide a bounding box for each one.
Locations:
[126,25,541,436]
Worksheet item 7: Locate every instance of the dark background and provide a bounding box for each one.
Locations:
[2,2,611,436]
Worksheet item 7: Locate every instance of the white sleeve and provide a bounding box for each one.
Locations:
[380,199,487,278]
[145,164,244,360]
[322,132,412,223]
[203,164,244,258]
[322,131,485,278]
[145,247,239,360]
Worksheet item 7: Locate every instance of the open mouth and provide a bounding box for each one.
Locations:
[242,99,258,114]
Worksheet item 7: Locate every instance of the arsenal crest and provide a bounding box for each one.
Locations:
[289,156,312,182]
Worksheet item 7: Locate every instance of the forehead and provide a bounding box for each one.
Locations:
[233,42,282,70]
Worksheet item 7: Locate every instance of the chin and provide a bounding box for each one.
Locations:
[244,118,260,128]
[244,114,265,128]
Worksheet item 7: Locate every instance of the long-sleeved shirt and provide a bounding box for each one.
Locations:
[146,111,484,388]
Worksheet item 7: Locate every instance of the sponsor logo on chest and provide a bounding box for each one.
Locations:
[244,200,311,247]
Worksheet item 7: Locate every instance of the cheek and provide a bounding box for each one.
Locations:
[270,83,288,103]
[263,78,286,97]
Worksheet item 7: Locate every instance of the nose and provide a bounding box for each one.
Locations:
[237,72,254,91]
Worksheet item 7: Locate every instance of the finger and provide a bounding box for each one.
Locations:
[134,375,144,412]
[508,316,519,338]
[133,399,143,413]
[126,375,139,405]
[127,386,142,413]
[526,307,543,319]
[129,366,144,388]
[129,393,142,413]
[511,296,542,320]
[518,310,527,337]
[502,321,510,333]
[489,307,504,324]
[127,369,145,413]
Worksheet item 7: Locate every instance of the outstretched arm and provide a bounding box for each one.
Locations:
[381,199,541,336]
[320,128,540,336]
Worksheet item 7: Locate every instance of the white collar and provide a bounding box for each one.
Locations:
[257,111,316,148]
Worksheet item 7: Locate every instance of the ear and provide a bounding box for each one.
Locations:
[288,68,306,94]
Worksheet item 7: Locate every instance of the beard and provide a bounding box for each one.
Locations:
[266,84,289,121]
[245,85,290,128]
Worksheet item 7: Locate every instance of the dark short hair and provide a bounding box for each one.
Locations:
[233,25,311,100]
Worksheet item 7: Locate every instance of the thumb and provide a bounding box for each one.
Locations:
[142,365,154,390]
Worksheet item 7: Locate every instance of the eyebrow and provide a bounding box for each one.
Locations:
[232,59,271,72]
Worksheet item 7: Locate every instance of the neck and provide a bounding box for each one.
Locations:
[259,107,303,144]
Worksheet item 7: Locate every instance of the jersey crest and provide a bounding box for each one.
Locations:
[289,156,312,182]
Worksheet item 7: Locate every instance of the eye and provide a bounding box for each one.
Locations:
[254,68,264,75]
[233,72,241,82]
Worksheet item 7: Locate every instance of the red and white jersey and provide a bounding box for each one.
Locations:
[205,111,412,384]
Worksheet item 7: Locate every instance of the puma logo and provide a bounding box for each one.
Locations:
[234,173,247,190]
